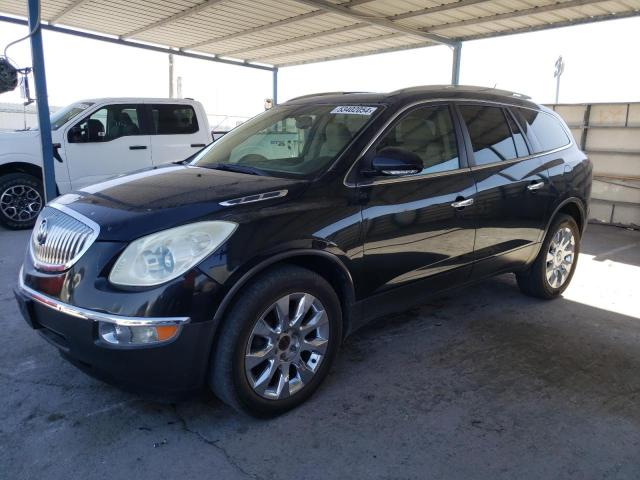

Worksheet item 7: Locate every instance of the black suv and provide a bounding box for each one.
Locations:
[15,86,592,416]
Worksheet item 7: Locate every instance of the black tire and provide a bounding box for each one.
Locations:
[0,173,44,230]
[516,214,581,299]
[209,265,342,417]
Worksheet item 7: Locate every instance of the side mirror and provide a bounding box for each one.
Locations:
[68,125,83,143]
[370,147,423,176]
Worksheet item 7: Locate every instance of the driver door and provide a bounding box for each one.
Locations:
[358,104,477,306]
[62,103,152,189]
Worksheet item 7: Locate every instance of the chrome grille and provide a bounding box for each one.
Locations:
[30,204,99,271]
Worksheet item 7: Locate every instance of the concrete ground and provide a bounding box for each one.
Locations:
[1,224,639,480]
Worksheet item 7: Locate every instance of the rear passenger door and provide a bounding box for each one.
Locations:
[456,103,553,277]
[147,103,206,165]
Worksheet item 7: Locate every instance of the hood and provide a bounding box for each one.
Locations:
[55,165,306,241]
[0,129,41,153]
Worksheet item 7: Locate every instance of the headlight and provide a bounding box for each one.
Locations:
[109,221,237,287]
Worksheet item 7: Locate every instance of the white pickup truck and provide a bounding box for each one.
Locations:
[0,98,211,229]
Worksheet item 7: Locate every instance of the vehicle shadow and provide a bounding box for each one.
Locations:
[150,273,640,478]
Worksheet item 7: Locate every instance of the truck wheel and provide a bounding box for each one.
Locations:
[0,173,44,230]
[210,265,342,417]
[516,214,580,299]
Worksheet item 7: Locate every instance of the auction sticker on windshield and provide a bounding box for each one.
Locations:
[330,106,377,115]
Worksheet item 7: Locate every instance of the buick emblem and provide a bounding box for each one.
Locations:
[36,218,48,246]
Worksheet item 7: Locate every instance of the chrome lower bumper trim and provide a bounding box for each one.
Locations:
[18,271,190,327]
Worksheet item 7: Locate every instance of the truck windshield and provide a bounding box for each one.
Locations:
[50,102,94,130]
[192,103,381,178]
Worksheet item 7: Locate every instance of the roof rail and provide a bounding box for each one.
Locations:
[286,91,371,102]
[390,85,531,100]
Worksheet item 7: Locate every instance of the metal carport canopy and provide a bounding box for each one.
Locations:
[1,0,639,203]
[2,0,640,72]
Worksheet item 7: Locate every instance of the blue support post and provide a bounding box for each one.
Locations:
[451,42,462,86]
[28,0,56,202]
[272,68,278,105]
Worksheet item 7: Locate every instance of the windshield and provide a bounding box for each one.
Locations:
[192,103,381,177]
[50,102,94,130]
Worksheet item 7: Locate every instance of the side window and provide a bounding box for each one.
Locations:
[505,110,530,157]
[374,105,459,175]
[69,104,142,143]
[151,104,199,135]
[513,107,570,153]
[458,105,518,165]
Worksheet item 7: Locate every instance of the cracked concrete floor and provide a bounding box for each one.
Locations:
[1,224,639,480]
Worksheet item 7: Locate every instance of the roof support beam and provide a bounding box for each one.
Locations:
[223,1,490,58]
[28,0,56,202]
[430,0,607,31]
[292,0,457,46]
[222,0,495,60]
[0,15,275,71]
[122,0,226,38]
[183,0,374,50]
[49,0,93,24]
[451,42,462,85]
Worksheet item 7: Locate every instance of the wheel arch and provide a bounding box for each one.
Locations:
[0,162,43,180]
[212,250,357,339]
[547,197,587,235]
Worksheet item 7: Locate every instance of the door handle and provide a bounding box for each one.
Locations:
[129,145,147,150]
[527,181,545,191]
[190,143,206,148]
[451,198,474,209]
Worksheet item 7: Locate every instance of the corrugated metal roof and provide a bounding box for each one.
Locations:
[1,0,639,67]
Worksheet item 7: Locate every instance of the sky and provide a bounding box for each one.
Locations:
[1,15,639,123]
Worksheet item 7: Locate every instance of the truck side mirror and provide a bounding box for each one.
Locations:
[68,125,83,143]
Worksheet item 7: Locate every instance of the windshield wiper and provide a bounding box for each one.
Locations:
[211,163,268,176]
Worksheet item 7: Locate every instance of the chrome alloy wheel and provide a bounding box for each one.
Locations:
[0,185,42,222]
[545,226,576,289]
[244,293,330,400]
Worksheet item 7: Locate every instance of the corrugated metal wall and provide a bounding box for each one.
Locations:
[549,102,640,228]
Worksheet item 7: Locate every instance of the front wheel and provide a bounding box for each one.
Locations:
[0,173,44,230]
[516,214,581,299]
[209,265,342,417]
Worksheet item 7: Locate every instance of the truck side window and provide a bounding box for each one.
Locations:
[150,104,199,135]
[69,104,142,143]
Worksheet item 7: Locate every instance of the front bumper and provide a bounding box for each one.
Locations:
[15,273,217,394]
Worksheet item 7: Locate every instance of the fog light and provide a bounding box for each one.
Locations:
[98,322,179,346]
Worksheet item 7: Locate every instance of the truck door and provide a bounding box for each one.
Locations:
[147,103,207,165]
[63,103,152,190]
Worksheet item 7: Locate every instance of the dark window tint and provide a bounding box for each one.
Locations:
[151,104,199,135]
[459,105,517,165]
[513,107,570,153]
[69,104,142,143]
[505,110,529,157]
[375,105,459,175]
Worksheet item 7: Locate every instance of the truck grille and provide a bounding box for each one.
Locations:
[30,205,99,272]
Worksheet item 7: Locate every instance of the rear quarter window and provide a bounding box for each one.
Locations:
[513,108,570,153]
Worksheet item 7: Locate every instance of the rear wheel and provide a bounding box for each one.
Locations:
[210,265,342,417]
[516,214,580,299]
[0,173,44,230]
